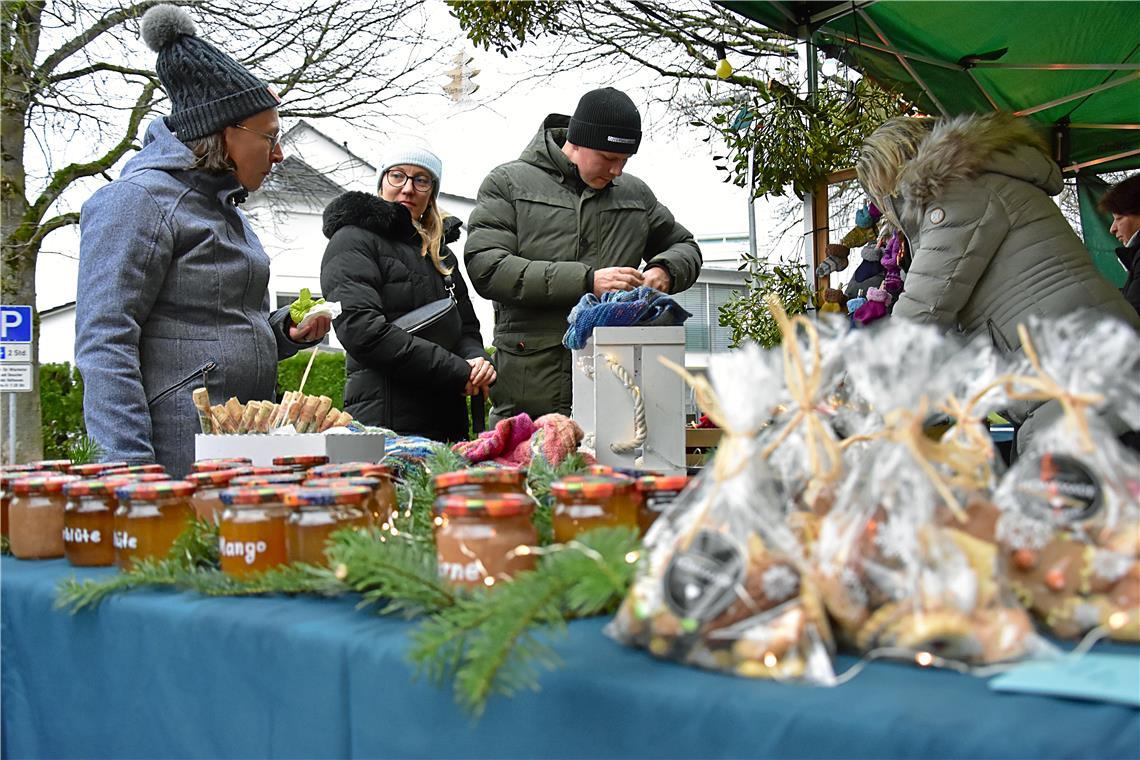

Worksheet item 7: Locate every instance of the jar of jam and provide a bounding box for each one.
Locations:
[67,462,129,478]
[113,480,196,570]
[192,458,252,473]
[308,463,398,525]
[186,469,246,523]
[217,486,292,576]
[433,493,538,589]
[272,455,330,474]
[8,475,79,559]
[635,474,690,535]
[303,477,382,525]
[1,465,44,539]
[29,459,73,472]
[549,475,638,543]
[433,468,527,497]
[230,472,307,488]
[62,479,120,566]
[103,463,166,476]
[283,486,370,565]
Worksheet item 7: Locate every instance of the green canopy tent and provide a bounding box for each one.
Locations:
[720,0,1140,283]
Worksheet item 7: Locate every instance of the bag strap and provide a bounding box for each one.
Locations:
[443,273,457,301]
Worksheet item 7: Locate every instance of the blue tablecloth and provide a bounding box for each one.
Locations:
[3,556,1138,759]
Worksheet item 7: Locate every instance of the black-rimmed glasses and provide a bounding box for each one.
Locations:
[384,169,434,193]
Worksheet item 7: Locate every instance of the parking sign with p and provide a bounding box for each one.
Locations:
[0,305,33,343]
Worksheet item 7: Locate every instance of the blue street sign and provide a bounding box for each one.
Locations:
[0,305,33,343]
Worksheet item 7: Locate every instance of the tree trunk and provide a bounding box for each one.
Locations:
[1,1,45,464]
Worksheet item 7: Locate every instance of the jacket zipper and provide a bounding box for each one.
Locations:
[147,360,217,408]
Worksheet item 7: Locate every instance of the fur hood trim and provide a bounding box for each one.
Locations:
[322,191,463,244]
[897,112,1058,208]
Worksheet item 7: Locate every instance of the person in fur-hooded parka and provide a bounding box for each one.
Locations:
[857,113,1140,347]
[320,186,489,442]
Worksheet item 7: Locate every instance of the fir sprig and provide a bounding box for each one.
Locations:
[325,527,455,617]
[393,444,468,543]
[408,526,640,716]
[56,557,184,612]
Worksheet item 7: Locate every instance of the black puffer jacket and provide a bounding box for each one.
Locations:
[320,191,487,441]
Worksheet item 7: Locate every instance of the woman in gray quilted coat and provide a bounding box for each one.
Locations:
[74,5,329,476]
[856,112,1140,451]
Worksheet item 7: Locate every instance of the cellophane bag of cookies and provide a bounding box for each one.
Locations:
[991,315,1140,641]
[814,321,1044,666]
[755,311,855,521]
[607,344,837,685]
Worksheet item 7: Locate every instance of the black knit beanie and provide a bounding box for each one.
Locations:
[567,87,642,155]
[141,4,281,143]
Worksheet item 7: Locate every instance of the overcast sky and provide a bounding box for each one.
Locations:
[34,0,798,310]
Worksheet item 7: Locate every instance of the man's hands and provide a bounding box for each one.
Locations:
[592,266,671,296]
[465,356,496,397]
[592,267,643,296]
[642,266,672,293]
[289,316,332,342]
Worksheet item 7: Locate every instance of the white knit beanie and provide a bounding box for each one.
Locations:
[376,141,443,191]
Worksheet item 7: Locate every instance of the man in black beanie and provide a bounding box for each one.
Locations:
[465,87,702,422]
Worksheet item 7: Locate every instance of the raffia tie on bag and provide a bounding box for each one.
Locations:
[937,394,998,492]
[1000,324,1105,454]
[759,295,844,488]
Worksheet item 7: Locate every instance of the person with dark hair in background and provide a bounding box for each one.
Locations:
[1099,173,1140,317]
[74,4,330,476]
[464,87,702,422]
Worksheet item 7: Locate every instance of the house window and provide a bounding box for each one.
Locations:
[275,293,332,347]
[674,283,743,353]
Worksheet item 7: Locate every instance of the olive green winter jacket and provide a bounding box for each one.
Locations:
[464,115,702,419]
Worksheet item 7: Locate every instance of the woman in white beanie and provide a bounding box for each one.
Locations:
[319,143,493,440]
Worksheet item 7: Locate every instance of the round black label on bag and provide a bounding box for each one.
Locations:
[663,530,746,622]
[1016,453,1102,525]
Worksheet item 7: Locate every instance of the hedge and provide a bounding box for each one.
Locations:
[39,353,349,456]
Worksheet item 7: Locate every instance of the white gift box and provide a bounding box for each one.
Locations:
[195,432,385,467]
[572,326,686,474]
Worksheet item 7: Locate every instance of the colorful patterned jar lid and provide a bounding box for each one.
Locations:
[550,475,633,499]
[230,473,306,487]
[192,458,252,472]
[63,478,122,497]
[284,486,370,507]
[636,475,690,493]
[218,486,296,506]
[114,480,197,501]
[185,469,247,488]
[229,465,295,476]
[102,464,166,475]
[433,467,526,490]
[1,469,51,488]
[309,462,393,479]
[66,462,129,477]
[586,464,639,480]
[11,474,80,494]
[98,473,171,485]
[29,459,73,472]
[304,476,381,489]
[272,455,331,467]
[433,492,535,518]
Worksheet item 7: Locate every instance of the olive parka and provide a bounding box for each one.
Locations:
[464,114,702,419]
[320,191,487,442]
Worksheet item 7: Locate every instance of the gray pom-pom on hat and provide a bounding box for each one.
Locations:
[141,3,281,143]
[140,4,197,52]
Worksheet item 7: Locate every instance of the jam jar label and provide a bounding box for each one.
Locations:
[663,530,746,623]
[63,527,103,544]
[113,531,138,550]
[1016,453,1102,525]
[219,537,269,565]
[564,504,605,519]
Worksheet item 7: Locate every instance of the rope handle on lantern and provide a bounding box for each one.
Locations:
[604,354,647,464]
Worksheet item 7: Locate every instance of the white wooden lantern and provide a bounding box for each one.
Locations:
[572,326,686,474]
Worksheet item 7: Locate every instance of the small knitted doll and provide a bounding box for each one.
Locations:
[881,231,905,299]
[844,241,887,297]
[819,288,847,314]
[853,287,892,326]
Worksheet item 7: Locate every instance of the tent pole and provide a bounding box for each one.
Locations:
[800,39,825,303]
[1016,72,1140,116]
[857,10,949,116]
[1064,147,1140,174]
